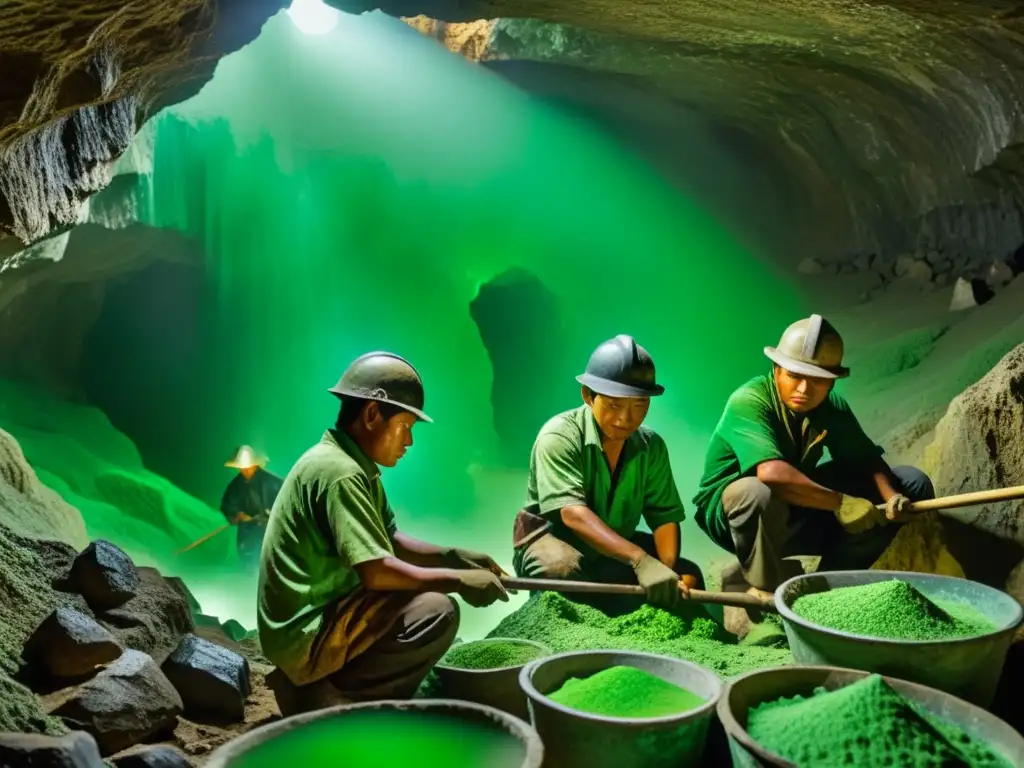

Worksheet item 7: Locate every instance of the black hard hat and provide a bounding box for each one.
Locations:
[576,335,665,398]
[328,351,433,423]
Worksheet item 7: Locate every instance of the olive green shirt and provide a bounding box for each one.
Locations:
[257,429,397,683]
[524,405,686,556]
[693,374,883,551]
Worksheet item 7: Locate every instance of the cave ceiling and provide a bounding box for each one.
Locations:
[3,0,1024,264]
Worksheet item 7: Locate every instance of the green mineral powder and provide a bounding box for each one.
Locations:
[488,593,791,677]
[548,666,705,718]
[792,580,997,641]
[440,640,545,670]
[231,709,525,768]
[747,675,1012,768]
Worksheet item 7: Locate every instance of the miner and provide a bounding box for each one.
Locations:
[220,445,283,569]
[512,334,705,616]
[693,314,935,631]
[259,351,508,712]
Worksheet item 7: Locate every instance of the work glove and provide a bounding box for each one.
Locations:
[835,495,886,534]
[632,554,682,610]
[885,494,914,523]
[443,547,505,576]
[454,570,509,608]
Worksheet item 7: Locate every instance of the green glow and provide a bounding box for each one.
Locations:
[11,10,802,634]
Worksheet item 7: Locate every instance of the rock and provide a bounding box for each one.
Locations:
[853,253,876,272]
[221,619,248,642]
[65,541,139,611]
[0,730,104,767]
[925,249,945,266]
[949,277,993,311]
[929,258,952,275]
[900,258,933,283]
[161,634,250,723]
[894,254,918,277]
[922,344,1024,544]
[164,577,202,617]
[24,607,123,680]
[934,272,951,286]
[797,257,825,275]
[111,745,191,768]
[48,650,183,757]
[100,568,193,664]
[988,260,1015,288]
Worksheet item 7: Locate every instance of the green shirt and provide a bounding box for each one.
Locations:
[257,429,397,683]
[693,374,883,551]
[524,405,686,556]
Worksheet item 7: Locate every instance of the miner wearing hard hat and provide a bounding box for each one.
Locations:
[220,445,284,569]
[512,335,705,616]
[693,315,935,620]
[258,351,508,713]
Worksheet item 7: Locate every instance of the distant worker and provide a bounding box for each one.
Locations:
[258,352,508,713]
[220,445,283,569]
[512,335,705,617]
[693,315,935,632]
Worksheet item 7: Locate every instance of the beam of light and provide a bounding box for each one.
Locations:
[287,0,340,35]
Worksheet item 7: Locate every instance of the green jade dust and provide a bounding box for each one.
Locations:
[549,666,705,719]
[441,640,545,670]
[489,592,790,677]
[792,580,997,641]
[229,709,525,768]
[747,674,1012,768]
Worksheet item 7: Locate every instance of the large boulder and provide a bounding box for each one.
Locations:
[161,634,250,723]
[100,567,193,665]
[46,650,183,757]
[64,541,139,612]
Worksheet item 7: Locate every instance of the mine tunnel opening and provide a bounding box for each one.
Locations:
[469,267,579,468]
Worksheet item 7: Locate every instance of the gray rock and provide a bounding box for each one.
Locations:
[925,249,945,266]
[949,277,994,311]
[934,272,951,286]
[894,253,918,277]
[900,258,933,283]
[65,541,139,611]
[100,568,193,665]
[161,634,250,723]
[221,619,247,642]
[111,745,190,768]
[49,649,183,756]
[163,576,202,617]
[929,258,952,274]
[24,607,123,680]
[0,731,104,767]
[797,257,825,275]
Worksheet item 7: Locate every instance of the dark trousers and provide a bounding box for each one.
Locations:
[721,463,935,592]
[513,530,706,617]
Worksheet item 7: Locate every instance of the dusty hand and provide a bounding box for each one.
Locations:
[444,547,506,576]
[678,573,699,600]
[835,495,886,534]
[633,554,681,610]
[885,494,914,522]
[232,512,253,524]
[455,570,509,608]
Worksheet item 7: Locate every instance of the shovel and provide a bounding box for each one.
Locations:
[876,484,1024,517]
[501,576,778,613]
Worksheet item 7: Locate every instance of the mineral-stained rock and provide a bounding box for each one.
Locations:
[111,744,191,768]
[161,634,250,723]
[220,620,247,642]
[65,541,139,611]
[100,568,193,665]
[923,344,1024,544]
[48,650,183,757]
[24,607,123,680]
[0,730,104,767]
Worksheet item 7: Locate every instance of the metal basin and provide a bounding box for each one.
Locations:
[717,664,1024,767]
[775,569,1023,706]
[434,637,551,720]
[519,649,722,768]
[204,698,544,768]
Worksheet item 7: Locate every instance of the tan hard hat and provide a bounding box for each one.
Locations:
[764,314,849,379]
[224,445,267,470]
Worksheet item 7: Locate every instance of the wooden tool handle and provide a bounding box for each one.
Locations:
[501,577,777,613]
[875,484,1024,514]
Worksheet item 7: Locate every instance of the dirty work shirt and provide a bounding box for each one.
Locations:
[523,404,686,558]
[258,429,397,684]
[693,374,883,551]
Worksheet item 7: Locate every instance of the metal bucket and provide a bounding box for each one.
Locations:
[434,638,551,720]
[717,665,1024,768]
[776,569,1023,706]
[203,699,544,768]
[519,650,722,768]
